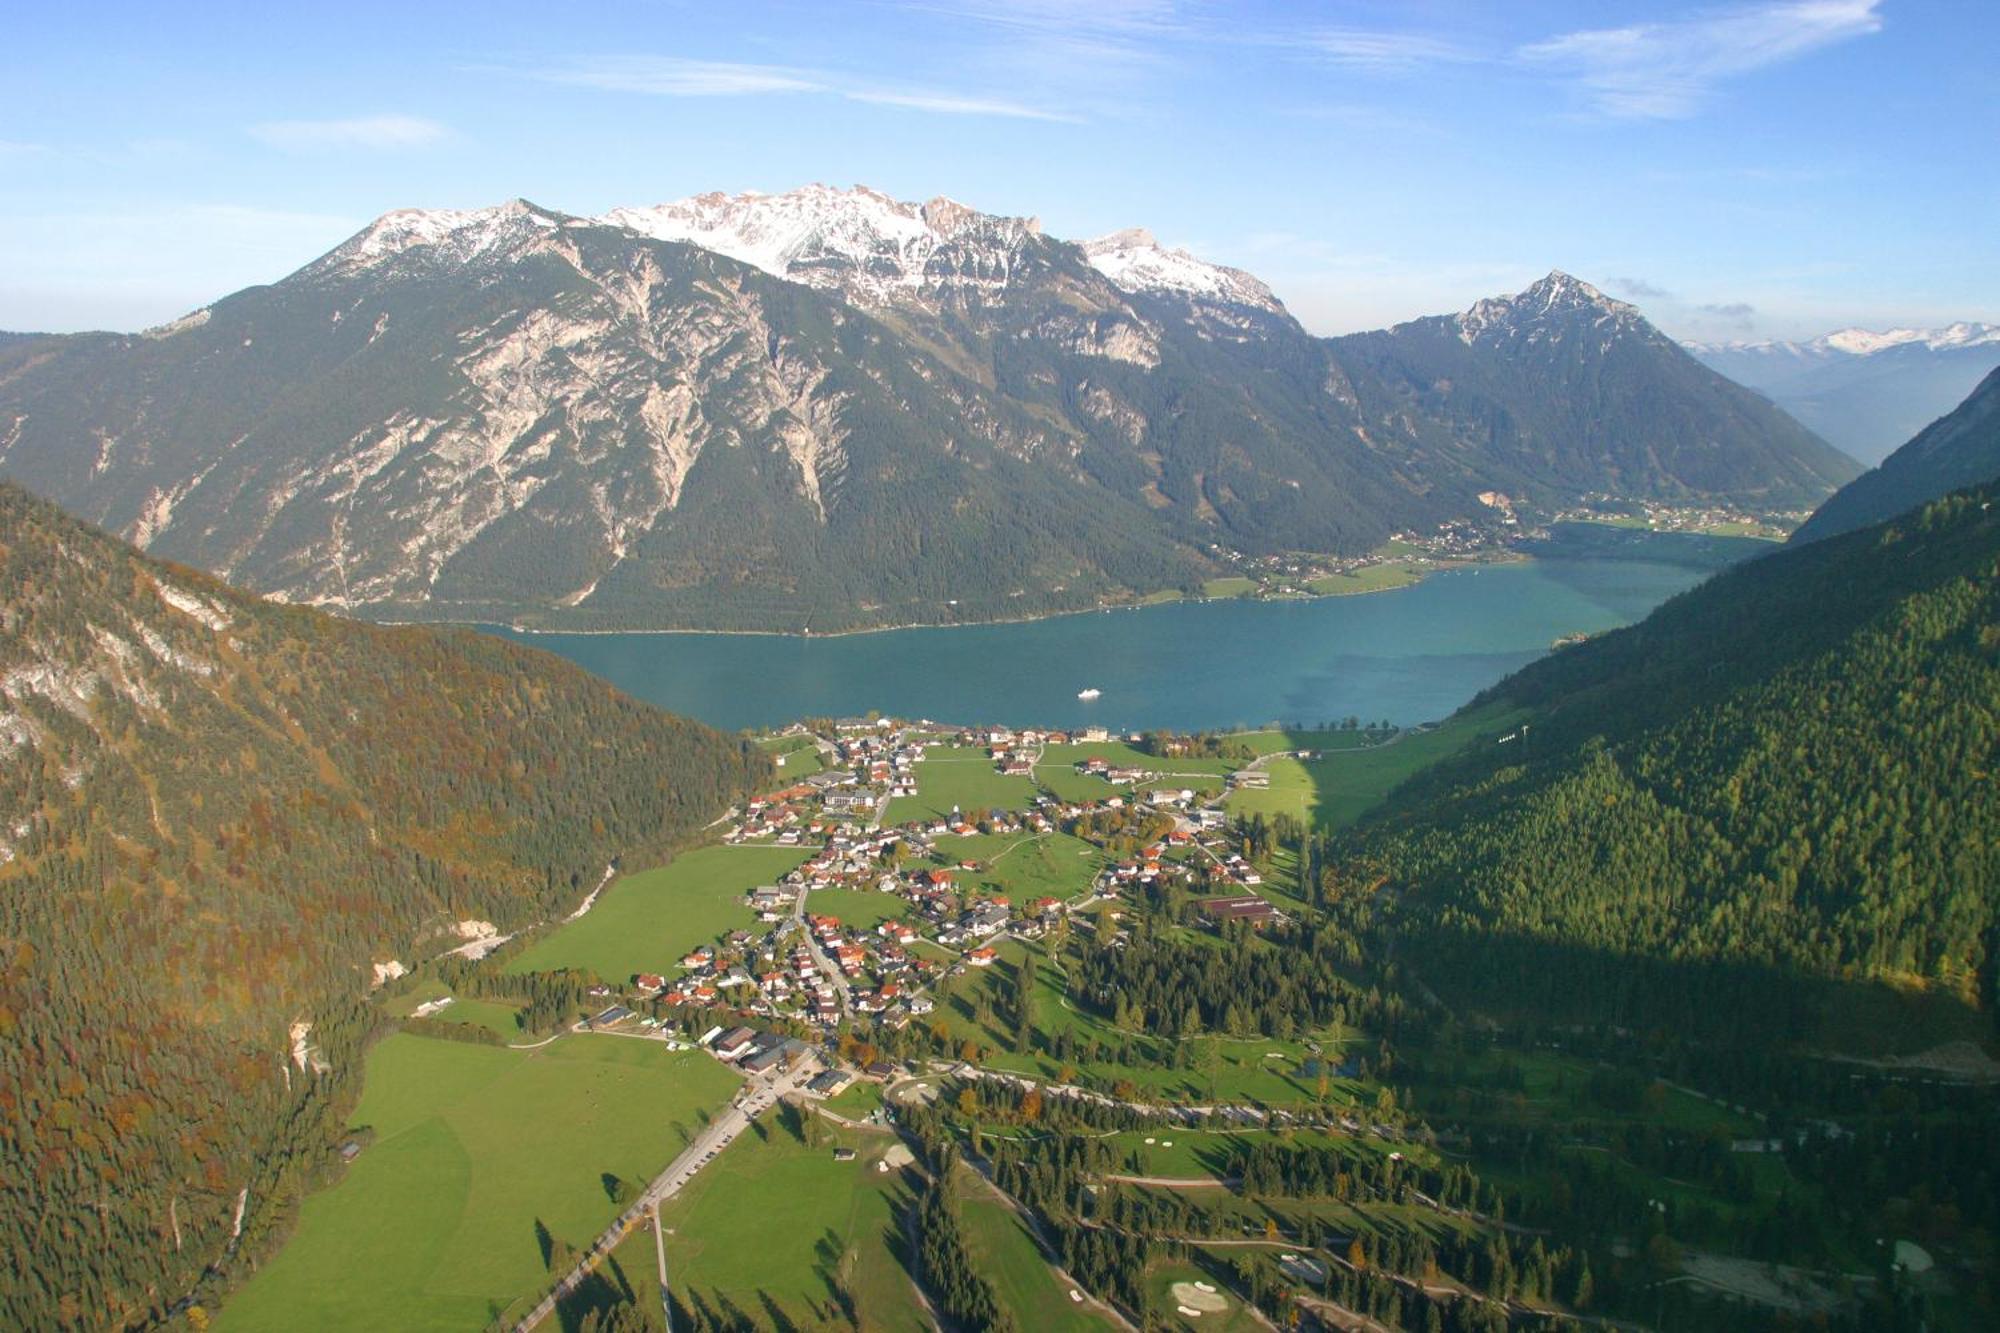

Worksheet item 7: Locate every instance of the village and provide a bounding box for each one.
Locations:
[574,716,1293,1073]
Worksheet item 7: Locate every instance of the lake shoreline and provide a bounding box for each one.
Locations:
[425,551,1528,642]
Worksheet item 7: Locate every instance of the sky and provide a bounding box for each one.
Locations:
[3,0,1995,341]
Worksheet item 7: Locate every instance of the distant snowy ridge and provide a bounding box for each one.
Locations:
[1688,322,2000,359]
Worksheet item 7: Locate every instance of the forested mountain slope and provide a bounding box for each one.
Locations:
[0,483,766,1328]
[1792,365,2000,544]
[1356,485,2000,1043]
[0,187,1855,631]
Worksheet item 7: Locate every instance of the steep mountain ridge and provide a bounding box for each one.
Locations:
[0,480,766,1327]
[1330,272,1860,508]
[1792,365,2000,543]
[0,187,1855,630]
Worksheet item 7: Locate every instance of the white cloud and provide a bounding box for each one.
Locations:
[843,89,1077,122]
[522,53,1079,122]
[1308,29,1475,73]
[249,114,453,150]
[533,56,825,97]
[1520,0,1883,119]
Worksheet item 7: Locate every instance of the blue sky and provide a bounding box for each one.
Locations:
[3,0,1994,339]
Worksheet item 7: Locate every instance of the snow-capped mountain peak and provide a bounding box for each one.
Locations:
[323,199,563,271]
[1455,271,1644,345]
[1080,228,1285,314]
[599,183,1042,302]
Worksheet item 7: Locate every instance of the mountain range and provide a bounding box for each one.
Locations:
[1690,322,2000,465]
[0,184,1858,632]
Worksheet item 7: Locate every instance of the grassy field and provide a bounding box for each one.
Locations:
[824,1078,887,1120]
[1228,729,1376,758]
[1146,1258,1265,1331]
[1200,575,1258,598]
[933,831,1105,906]
[757,733,826,778]
[1305,561,1428,596]
[656,1116,927,1330]
[1035,762,1121,803]
[1224,704,1524,829]
[954,1167,1114,1330]
[802,886,911,930]
[505,846,808,982]
[885,746,1039,823]
[217,1034,740,1332]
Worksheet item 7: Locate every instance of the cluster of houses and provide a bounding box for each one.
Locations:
[639,716,1295,1043]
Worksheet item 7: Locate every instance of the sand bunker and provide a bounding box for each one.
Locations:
[1171,1282,1228,1313]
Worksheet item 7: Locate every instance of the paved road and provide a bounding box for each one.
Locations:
[512,1060,815,1332]
[794,883,854,1020]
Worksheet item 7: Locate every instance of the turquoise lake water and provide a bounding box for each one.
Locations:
[491,551,1710,733]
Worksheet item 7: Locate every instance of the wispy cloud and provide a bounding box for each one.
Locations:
[1308,29,1475,73]
[520,53,1079,122]
[844,90,1076,122]
[1697,300,1759,327]
[534,56,824,97]
[1610,276,1674,300]
[1520,0,1883,119]
[249,114,453,150]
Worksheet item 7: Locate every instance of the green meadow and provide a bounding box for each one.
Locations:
[953,1166,1115,1330]
[932,830,1106,906]
[1224,704,1524,829]
[505,845,808,982]
[803,886,910,929]
[885,745,1038,824]
[217,1034,739,1332]
[656,1116,928,1331]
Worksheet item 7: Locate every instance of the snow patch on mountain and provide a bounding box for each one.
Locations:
[602,183,1041,303]
[320,200,562,273]
[1080,229,1285,314]
[1456,272,1643,346]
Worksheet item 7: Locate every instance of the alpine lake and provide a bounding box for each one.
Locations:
[491,527,1759,735]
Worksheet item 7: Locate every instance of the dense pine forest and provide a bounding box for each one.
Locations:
[1352,484,2000,1044]
[0,484,767,1329]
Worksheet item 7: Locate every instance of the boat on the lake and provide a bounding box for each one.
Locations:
[1076,687,1102,700]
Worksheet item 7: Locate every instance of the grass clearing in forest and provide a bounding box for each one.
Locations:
[217,1034,739,1332]
[505,845,808,983]
[954,1166,1115,1330]
[1225,704,1525,829]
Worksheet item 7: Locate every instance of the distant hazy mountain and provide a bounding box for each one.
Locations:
[0,480,764,1328]
[1791,364,2000,544]
[1333,273,1860,505]
[0,186,1856,630]
[1689,323,2000,465]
